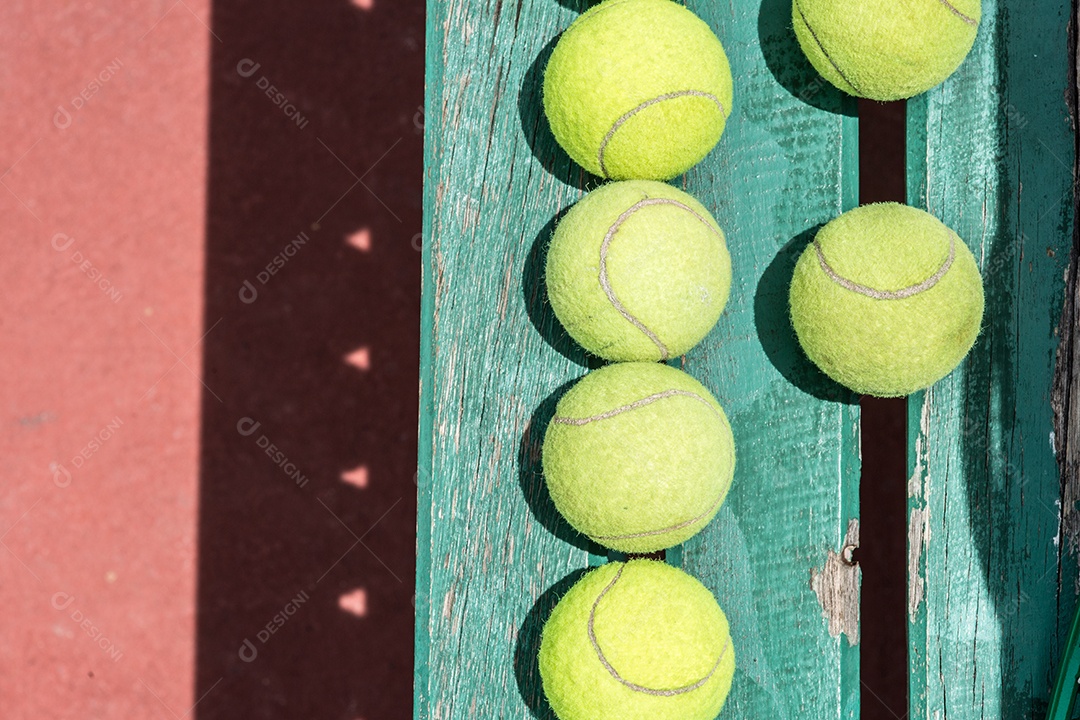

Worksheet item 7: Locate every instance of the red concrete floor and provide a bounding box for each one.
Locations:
[1,2,423,718]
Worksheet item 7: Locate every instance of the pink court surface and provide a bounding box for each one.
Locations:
[1,1,423,718]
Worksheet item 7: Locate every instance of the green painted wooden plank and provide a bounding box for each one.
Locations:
[417,1,860,718]
[906,0,1077,717]
[676,2,861,718]
[415,3,613,718]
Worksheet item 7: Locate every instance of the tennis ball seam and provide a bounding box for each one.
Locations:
[591,487,727,542]
[814,233,956,299]
[552,387,734,543]
[587,563,731,696]
[598,196,726,361]
[937,0,978,25]
[792,0,863,95]
[552,388,718,425]
[794,0,977,98]
[597,91,728,179]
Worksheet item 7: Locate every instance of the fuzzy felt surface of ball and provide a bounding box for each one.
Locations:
[543,0,733,180]
[539,559,735,720]
[546,180,731,362]
[542,362,735,553]
[792,0,981,101]
[789,203,985,397]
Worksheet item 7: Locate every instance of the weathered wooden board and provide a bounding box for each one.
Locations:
[676,1,861,719]
[415,4,610,716]
[906,0,1078,717]
[416,1,859,718]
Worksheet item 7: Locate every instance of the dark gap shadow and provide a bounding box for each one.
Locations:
[857,98,909,720]
[196,1,423,718]
[757,0,854,116]
[753,226,856,404]
[513,568,589,719]
[858,397,907,720]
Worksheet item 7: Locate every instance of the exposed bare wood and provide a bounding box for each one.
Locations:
[811,518,861,646]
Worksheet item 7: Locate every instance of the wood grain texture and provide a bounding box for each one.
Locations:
[416,3,610,718]
[906,0,1077,717]
[417,0,859,718]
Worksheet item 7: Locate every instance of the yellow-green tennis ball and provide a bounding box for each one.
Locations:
[546,181,731,362]
[543,0,733,180]
[539,559,735,720]
[542,363,735,553]
[789,203,985,397]
[792,0,981,101]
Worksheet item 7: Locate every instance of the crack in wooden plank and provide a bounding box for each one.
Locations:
[908,399,932,622]
[908,507,929,623]
[1051,232,1080,587]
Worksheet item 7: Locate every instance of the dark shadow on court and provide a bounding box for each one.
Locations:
[195,2,423,718]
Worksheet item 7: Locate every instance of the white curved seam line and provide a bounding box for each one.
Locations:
[814,234,956,300]
[588,564,731,696]
[598,197,724,360]
[552,388,721,426]
[590,480,729,540]
[591,419,734,541]
[937,0,977,25]
[556,387,733,541]
[597,91,726,178]
[793,0,864,96]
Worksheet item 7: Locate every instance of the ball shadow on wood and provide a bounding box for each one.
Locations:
[518,33,603,190]
[513,568,590,719]
[754,226,857,404]
[518,379,608,556]
[522,208,606,369]
[757,0,854,116]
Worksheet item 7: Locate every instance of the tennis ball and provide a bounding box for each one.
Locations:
[546,181,731,362]
[789,203,984,397]
[542,362,735,553]
[543,0,733,180]
[539,559,735,720]
[792,0,981,101]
